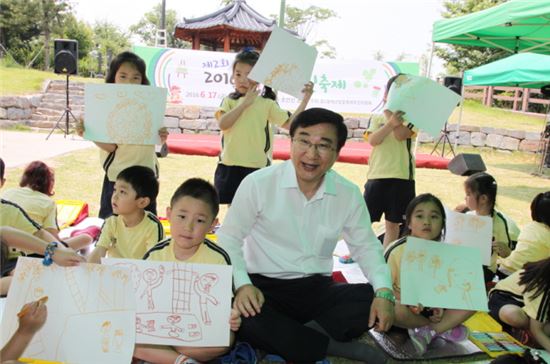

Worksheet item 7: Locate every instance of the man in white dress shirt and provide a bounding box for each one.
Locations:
[217,108,394,362]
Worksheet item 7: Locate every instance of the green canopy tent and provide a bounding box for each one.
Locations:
[431,0,550,152]
[433,0,550,55]
[463,52,550,89]
[463,52,550,173]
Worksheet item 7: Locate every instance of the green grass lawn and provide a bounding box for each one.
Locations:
[3,143,549,230]
[0,63,102,95]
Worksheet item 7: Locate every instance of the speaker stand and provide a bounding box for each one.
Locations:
[430,122,456,158]
[46,74,78,140]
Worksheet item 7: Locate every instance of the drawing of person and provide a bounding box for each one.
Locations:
[101,321,112,353]
[140,266,165,310]
[193,273,219,325]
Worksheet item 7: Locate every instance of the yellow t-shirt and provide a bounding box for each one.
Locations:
[96,211,164,259]
[100,144,158,182]
[0,199,42,259]
[1,187,57,230]
[143,237,231,265]
[216,96,289,168]
[384,237,407,301]
[365,114,416,180]
[469,211,519,273]
[499,222,550,274]
[492,269,549,323]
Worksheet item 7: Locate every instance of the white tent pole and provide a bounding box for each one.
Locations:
[426,42,435,79]
[454,70,466,151]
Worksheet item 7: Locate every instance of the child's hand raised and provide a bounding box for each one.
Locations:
[75,118,85,137]
[387,110,406,128]
[52,246,85,266]
[301,81,314,100]
[158,127,169,143]
[229,308,241,332]
[242,83,259,108]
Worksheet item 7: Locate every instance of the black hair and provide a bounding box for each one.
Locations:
[105,51,150,85]
[0,158,4,180]
[228,49,277,101]
[383,73,405,100]
[465,172,497,215]
[519,257,550,323]
[403,193,446,241]
[530,191,550,227]
[289,108,347,152]
[116,166,158,202]
[170,178,219,219]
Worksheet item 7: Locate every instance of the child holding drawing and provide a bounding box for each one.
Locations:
[498,191,550,276]
[384,193,474,355]
[215,49,314,204]
[363,73,417,249]
[134,178,240,363]
[488,257,550,351]
[87,166,164,264]
[76,51,168,218]
[462,172,520,282]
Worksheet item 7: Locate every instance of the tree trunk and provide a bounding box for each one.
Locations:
[44,30,51,70]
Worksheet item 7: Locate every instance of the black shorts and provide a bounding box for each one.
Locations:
[488,290,524,329]
[363,178,415,223]
[214,164,259,204]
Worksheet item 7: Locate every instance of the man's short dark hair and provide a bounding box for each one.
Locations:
[170,178,219,219]
[116,166,158,202]
[289,108,347,152]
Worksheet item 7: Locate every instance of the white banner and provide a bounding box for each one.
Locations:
[134,46,418,114]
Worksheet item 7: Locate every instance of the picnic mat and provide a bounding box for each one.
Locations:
[369,327,484,361]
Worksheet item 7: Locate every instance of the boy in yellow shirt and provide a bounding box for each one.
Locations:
[88,166,164,263]
[134,178,240,364]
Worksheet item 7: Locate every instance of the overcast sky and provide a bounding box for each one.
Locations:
[72,0,446,75]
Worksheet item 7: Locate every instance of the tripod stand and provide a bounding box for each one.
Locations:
[46,73,78,139]
[430,122,456,157]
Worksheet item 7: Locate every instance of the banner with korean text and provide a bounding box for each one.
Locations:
[133,46,418,114]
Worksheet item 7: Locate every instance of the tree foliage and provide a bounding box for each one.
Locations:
[0,0,42,65]
[129,4,189,48]
[436,0,508,74]
[273,5,337,58]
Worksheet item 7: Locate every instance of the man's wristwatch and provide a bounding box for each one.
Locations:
[375,289,396,304]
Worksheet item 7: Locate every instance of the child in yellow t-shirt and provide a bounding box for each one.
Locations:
[463,172,520,282]
[488,257,550,351]
[499,191,550,275]
[88,166,164,264]
[214,49,313,204]
[135,178,240,364]
[385,193,474,355]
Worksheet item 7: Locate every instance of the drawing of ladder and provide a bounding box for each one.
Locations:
[172,263,194,313]
[65,269,87,313]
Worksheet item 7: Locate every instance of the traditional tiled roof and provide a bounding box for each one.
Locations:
[176,0,275,33]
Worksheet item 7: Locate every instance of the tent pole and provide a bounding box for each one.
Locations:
[454,70,466,151]
[426,42,435,78]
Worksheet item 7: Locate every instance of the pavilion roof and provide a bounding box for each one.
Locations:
[175,0,275,33]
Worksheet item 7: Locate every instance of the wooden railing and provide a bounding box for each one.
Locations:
[464,86,549,116]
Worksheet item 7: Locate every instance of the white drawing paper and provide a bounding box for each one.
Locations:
[103,258,233,347]
[400,237,488,312]
[248,26,318,99]
[84,83,167,145]
[0,257,135,364]
[444,208,493,265]
[385,74,461,138]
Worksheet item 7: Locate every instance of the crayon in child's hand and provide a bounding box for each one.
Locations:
[17,296,48,318]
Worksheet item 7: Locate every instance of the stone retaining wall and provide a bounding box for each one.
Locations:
[1,96,544,153]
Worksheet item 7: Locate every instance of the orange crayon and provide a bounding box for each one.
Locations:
[17,296,48,318]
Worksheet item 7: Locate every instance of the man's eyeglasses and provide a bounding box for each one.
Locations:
[292,138,336,156]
